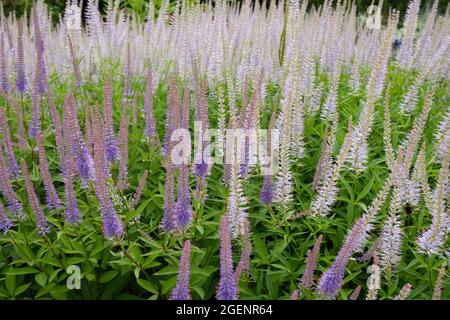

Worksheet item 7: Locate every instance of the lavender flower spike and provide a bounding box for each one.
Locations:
[300,234,323,289]
[20,159,49,236]
[63,155,81,224]
[260,175,274,205]
[92,108,123,238]
[103,79,119,162]
[0,108,20,178]
[217,216,238,300]
[36,133,63,210]
[29,63,42,139]
[143,63,157,139]
[0,32,9,93]
[317,216,368,298]
[170,240,192,300]
[15,20,27,93]
[0,151,22,217]
[0,200,13,232]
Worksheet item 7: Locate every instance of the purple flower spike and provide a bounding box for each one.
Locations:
[170,240,192,300]
[92,108,123,238]
[0,32,9,93]
[300,235,323,289]
[21,159,49,236]
[0,151,22,217]
[15,21,27,93]
[260,175,274,205]
[176,165,192,229]
[317,217,368,298]
[161,159,176,232]
[36,133,62,210]
[143,64,156,139]
[0,108,21,178]
[217,216,237,300]
[29,63,42,139]
[101,198,123,238]
[0,201,13,233]
[103,79,118,162]
[63,157,81,224]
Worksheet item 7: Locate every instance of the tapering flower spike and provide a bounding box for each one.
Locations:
[29,63,42,139]
[0,200,13,233]
[103,77,119,162]
[0,108,20,178]
[416,150,449,255]
[117,99,129,190]
[63,153,81,224]
[233,220,252,283]
[161,150,176,232]
[15,20,27,93]
[46,88,65,173]
[0,32,9,93]
[68,35,82,88]
[130,170,148,211]
[20,159,49,236]
[36,132,62,210]
[32,3,47,94]
[143,63,157,141]
[379,187,403,280]
[300,234,323,289]
[349,286,361,300]
[0,151,22,217]
[216,215,237,300]
[170,240,192,300]
[317,216,369,298]
[176,86,191,229]
[393,283,412,300]
[92,109,123,238]
[63,95,95,185]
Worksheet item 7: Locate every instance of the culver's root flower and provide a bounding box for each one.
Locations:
[416,150,449,255]
[36,132,62,210]
[0,200,13,232]
[393,283,413,300]
[0,150,22,217]
[349,286,361,300]
[432,265,446,300]
[92,108,123,238]
[233,220,252,283]
[170,240,191,300]
[21,159,49,236]
[300,234,323,289]
[217,215,237,300]
[130,170,148,211]
[380,187,403,279]
[15,20,27,93]
[311,121,354,216]
[0,108,20,178]
[317,216,369,298]
[103,78,119,162]
[143,63,157,140]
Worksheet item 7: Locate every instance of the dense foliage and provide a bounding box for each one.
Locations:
[0,0,448,300]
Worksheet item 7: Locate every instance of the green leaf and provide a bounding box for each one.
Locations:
[14,283,31,296]
[136,278,158,294]
[5,274,15,296]
[5,267,39,275]
[99,270,119,284]
[35,273,48,287]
